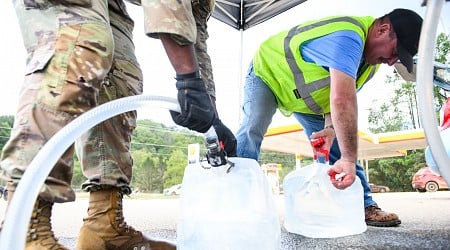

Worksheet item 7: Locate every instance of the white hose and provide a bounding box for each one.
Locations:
[0,95,180,250]
[416,0,450,184]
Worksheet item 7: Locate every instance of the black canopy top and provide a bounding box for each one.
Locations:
[212,0,308,30]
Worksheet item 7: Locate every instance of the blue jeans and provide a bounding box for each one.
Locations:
[236,63,376,208]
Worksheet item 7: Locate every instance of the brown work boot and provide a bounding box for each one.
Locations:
[365,204,401,227]
[26,198,69,250]
[76,187,176,250]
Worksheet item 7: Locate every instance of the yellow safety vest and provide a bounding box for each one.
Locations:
[253,15,379,115]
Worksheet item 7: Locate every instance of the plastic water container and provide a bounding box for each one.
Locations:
[283,162,367,238]
[177,157,281,250]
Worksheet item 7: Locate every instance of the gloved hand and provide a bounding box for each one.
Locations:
[170,78,216,133]
[213,119,237,157]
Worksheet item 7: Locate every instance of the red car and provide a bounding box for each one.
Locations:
[412,167,449,192]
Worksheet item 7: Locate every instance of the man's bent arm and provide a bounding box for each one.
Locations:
[329,68,358,164]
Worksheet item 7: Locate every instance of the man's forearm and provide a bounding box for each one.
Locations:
[329,69,358,163]
[331,97,358,163]
[159,33,198,75]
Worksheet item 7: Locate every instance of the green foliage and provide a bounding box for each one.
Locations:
[435,33,450,65]
[367,72,420,132]
[367,150,425,192]
[0,115,311,193]
[0,115,205,193]
[71,155,86,188]
[164,149,188,188]
[368,101,406,133]
[260,150,314,182]
[128,119,203,192]
[132,155,164,193]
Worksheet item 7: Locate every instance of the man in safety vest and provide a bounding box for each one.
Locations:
[0,0,235,249]
[236,8,422,227]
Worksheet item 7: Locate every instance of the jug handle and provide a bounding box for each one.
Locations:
[310,137,329,164]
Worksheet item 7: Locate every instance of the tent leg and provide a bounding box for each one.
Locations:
[237,28,244,128]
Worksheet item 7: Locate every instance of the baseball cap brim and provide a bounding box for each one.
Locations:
[397,44,414,73]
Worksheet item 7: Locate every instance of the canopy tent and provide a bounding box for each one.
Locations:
[212,0,308,31]
[211,0,309,124]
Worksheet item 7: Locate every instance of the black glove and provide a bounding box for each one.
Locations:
[213,119,237,157]
[170,78,216,133]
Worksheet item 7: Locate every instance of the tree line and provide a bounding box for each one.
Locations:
[0,116,307,193]
[0,115,437,193]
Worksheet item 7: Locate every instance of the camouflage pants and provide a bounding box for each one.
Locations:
[0,0,142,203]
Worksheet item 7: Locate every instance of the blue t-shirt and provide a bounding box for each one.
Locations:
[301,30,364,79]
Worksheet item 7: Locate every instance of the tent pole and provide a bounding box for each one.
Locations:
[237,0,244,130]
[237,28,244,129]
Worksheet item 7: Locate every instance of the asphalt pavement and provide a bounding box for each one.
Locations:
[1,191,450,249]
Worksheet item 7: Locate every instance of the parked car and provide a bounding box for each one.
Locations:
[412,167,449,192]
[0,185,8,201]
[163,184,182,196]
[369,183,390,193]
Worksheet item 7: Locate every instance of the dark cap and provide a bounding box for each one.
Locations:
[388,9,423,73]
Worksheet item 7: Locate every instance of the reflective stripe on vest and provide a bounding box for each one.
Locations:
[284,17,366,114]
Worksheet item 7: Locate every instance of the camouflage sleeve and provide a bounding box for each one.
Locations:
[192,0,216,97]
[23,0,92,8]
[142,0,196,45]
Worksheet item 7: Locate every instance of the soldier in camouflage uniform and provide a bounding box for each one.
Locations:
[0,0,211,249]
[142,0,217,99]
[141,0,237,154]
[1,0,235,249]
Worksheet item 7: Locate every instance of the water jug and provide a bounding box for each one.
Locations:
[283,161,367,238]
[177,157,281,250]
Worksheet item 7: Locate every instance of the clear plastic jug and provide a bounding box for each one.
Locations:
[177,157,281,250]
[283,161,367,238]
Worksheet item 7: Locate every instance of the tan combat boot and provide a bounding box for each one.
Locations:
[76,187,176,250]
[1,184,67,250]
[26,198,69,250]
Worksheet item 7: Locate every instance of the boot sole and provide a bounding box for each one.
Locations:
[366,219,402,227]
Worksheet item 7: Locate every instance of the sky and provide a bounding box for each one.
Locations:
[0,0,449,133]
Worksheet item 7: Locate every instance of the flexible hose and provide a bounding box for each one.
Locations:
[0,95,180,250]
[416,0,450,184]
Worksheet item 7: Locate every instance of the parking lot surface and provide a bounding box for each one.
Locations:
[1,191,449,249]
